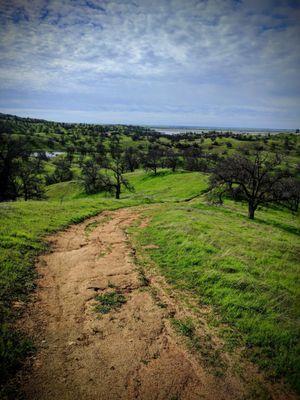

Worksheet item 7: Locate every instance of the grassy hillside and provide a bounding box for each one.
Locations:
[126,170,208,202]
[0,196,142,384]
[0,170,208,384]
[45,180,83,200]
[43,170,300,392]
[45,170,208,202]
[1,167,299,394]
[132,199,300,391]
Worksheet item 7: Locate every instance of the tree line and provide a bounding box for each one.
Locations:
[0,113,299,219]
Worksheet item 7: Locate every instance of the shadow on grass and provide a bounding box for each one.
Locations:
[191,201,299,236]
[254,217,299,236]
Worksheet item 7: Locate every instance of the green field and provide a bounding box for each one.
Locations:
[0,170,208,383]
[0,195,141,384]
[1,169,299,394]
[45,170,209,202]
[132,197,300,391]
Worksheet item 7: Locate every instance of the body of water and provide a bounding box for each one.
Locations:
[150,126,294,135]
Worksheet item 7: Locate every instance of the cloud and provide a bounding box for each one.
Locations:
[0,0,299,128]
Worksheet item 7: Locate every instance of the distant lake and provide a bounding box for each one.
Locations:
[33,151,64,158]
[150,126,293,135]
[46,151,64,158]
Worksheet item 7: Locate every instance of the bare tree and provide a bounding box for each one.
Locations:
[165,148,180,172]
[210,151,290,219]
[142,144,163,175]
[81,144,134,199]
[102,140,134,199]
[276,177,300,213]
[123,146,140,172]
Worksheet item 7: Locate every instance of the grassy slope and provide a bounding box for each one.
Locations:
[45,170,209,202]
[125,170,208,202]
[133,199,300,392]
[3,171,205,315]
[0,195,143,384]
[1,171,207,303]
[45,180,84,200]
[1,169,299,394]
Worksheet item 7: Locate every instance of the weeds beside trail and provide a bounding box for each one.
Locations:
[0,197,141,387]
[16,208,248,400]
[94,291,127,314]
[0,170,299,398]
[132,200,300,393]
[0,170,208,389]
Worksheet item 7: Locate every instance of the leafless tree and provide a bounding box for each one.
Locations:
[210,151,290,219]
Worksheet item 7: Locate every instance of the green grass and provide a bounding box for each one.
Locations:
[172,317,195,338]
[0,170,207,384]
[126,169,208,202]
[0,195,141,383]
[45,170,209,202]
[45,180,83,200]
[94,291,126,314]
[133,199,300,392]
[1,170,206,317]
[171,317,224,372]
[1,168,299,394]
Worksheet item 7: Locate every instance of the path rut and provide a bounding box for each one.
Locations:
[19,208,259,399]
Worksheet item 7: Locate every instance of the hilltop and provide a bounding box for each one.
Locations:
[0,113,299,399]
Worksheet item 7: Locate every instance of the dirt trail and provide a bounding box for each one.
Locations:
[19,208,285,400]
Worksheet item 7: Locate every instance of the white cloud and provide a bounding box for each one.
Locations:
[0,0,299,127]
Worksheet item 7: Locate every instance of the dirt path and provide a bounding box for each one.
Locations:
[19,208,288,400]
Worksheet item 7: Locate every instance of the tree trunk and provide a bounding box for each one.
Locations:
[248,202,255,219]
[218,192,224,205]
[0,161,11,201]
[115,184,120,199]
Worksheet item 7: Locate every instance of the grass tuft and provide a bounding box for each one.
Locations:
[171,317,224,372]
[94,291,127,314]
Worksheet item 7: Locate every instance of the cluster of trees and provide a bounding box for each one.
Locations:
[209,151,300,219]
[0,114,156,201]
[45,156,73,185]
[81,138,133,199]
[0,113,153,137]
[1,113,299,218]
[79,140,218,195]
[0,133,45,201]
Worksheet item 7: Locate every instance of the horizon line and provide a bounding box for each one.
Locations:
[0,111,297,132]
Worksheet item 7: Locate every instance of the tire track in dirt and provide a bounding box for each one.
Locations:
[18,207,290,400]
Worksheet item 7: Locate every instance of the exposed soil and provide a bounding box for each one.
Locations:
[19,208,295,400]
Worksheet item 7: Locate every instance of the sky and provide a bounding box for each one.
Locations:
[0,0,299,129]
